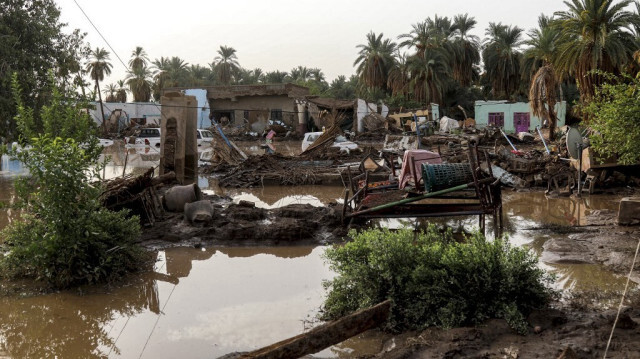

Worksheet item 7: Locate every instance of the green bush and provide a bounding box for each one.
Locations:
[321,227,555,334]
[582,71,640,165]
[0,74,148,288]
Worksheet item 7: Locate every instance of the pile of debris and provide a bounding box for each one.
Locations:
[100,168,176,225]
[204,154,326,187]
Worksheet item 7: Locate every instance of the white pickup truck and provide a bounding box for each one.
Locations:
[127,128,214,147]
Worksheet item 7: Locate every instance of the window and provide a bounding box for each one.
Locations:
[488,112,504,127]
[270,109,283,123]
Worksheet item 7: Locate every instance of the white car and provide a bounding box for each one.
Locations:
[197,129,214,146]
[301,131,359,152]
[128,128,215,148]
[128,128,161,147]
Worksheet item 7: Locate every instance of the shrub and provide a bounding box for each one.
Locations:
[582,71,640,165]
[321,227,555,334]
[0,74,148,288]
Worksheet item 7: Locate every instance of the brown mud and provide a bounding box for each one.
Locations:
[139,193,348,249]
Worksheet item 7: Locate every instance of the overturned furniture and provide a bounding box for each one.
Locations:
[342,144,503,236]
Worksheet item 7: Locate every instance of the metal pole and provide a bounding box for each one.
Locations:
[414,113,421,149]
[576,143,583,197]
[499,128,518,152]
[536,126,550,154]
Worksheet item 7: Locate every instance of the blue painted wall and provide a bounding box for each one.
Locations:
[474,101,566,133]
[184,89,211,129]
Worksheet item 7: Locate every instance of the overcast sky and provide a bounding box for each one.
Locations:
[56,0,565,85]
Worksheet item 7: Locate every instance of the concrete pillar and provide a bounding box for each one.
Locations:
[160,92,198,185]
[296,101,306,136]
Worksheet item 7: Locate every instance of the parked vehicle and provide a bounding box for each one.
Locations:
[127,127,161,147]
[301,132,359,152]
[197,129,214,146]
[127,128,214,148]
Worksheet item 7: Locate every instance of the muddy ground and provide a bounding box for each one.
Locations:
[140,186,640,359]
[140,128,640,359]
[368,212,640,359]
[139,194,348,249]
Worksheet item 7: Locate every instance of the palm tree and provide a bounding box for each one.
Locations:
[126,66,153,102]
[129,46,149,72]
[482,23,524,99]
[151,57,169,100]
[188,64,211,87]
[529,65,559,138]
[398,16,455,105]
[407,46,451,105]
[310,68,326,84]
[328,75,357,99]
[116,80,128,102]
[451,14,481,87]
[166,56,189,87]
[103,83,117,102]
[554,0,639,100]
[354,31,397,92]
[522,15,559,79]
[398,20,431,52]
[290,66,311,82]
[387,51,410,97]
[251,68,265,83]
[263,70,290,83]
[86,47,112,129]
[524,15,562,138]
[213,45,240,85]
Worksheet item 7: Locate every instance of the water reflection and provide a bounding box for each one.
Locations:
[0,272,159,358]
[0,246,333,359]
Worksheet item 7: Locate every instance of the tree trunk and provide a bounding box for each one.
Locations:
[548,109,557,141]
[96,78,106,132]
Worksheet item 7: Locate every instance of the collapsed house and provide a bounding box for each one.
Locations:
[164,84,311,135]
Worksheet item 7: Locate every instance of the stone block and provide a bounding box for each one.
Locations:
[618,197,640,225]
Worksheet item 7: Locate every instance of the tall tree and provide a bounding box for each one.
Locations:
[482,23,524,99]
[554,0,639,100]
[213,45,240,85]
[103,83,117,102]
[387,51,410,98]
[263,70,290,83]
[129,46,149,72]
[525,15,562,138]
[290,66,311,82]
[0,0,88,140]
[116,79,127,102]
[187,64,211,87]
[85,47,112,129]
[398,16,454,105]
[327,75,357,99]
[452,14,481,87]
[354,32,397,92]
[125,66,152,102]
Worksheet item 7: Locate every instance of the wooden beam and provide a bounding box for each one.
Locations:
[236,300,391,359]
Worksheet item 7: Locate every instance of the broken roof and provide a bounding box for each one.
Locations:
[306,97,356,110]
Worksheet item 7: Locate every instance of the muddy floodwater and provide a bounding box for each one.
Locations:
[0,147,636,358]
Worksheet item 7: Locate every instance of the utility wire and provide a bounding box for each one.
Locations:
[72,0,128,70]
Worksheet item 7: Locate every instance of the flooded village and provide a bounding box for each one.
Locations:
[2,0,640,358]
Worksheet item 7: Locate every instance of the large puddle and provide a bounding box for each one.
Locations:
[0,145,635,358]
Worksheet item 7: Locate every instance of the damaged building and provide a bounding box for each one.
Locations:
[165,84,310,134]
